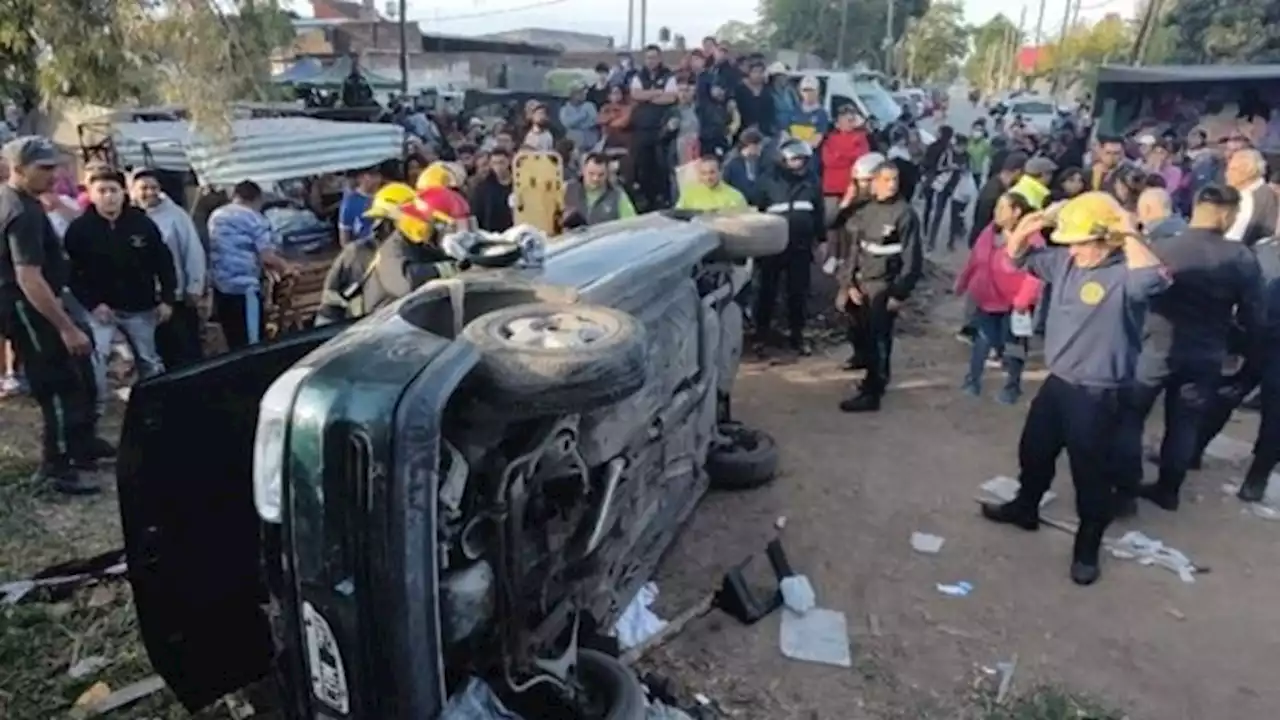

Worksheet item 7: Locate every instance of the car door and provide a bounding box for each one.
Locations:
[116,321,352,711]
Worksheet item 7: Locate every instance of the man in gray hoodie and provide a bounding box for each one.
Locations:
[130,169,207,368]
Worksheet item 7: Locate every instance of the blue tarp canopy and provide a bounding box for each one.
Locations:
[272,56,402,89]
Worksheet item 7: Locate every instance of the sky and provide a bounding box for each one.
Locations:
[382,0,1139,47]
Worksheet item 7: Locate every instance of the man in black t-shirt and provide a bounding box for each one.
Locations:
[0,137,111,494]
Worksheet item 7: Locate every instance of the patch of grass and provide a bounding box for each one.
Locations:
[972,684,1127,720]
[0,403,207,719]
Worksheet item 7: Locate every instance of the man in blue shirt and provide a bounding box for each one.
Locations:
[208,181,295,349]
[1116,186,1264,515]
[337,165,383,246]
[980,192,1171,586]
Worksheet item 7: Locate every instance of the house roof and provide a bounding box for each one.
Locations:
[420,32,561,57]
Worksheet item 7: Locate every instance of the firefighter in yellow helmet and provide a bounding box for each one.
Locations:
[978,191,1170,587]
[416,161,466,190]
[315,183,462,324]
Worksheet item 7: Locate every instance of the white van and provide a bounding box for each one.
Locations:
[786,70,934,143]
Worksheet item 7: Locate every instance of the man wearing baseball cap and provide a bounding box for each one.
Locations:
[0,137,108,494]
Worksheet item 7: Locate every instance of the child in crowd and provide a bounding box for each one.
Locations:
[953,191,1043,403]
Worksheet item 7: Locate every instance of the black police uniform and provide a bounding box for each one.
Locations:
[1194,237,1280,502]
[630,64,675,211]
[753,158,824,353]
[839,194,924,411]
[1116,225,1264,513]
[0,185,103,490]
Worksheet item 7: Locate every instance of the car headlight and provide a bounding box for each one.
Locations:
[253,366,313,523]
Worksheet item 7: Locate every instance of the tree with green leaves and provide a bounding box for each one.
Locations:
[0,0,293,133]
[896,1,968,84]
[1163,0,1280,64]
[963,14,1022,95]
[757,0,931,68]
[1035,13,1132,86]
[713,19,771,49]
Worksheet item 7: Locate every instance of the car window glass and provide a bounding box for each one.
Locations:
[852,80,901,122]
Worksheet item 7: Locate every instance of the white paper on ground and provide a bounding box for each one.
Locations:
[980,476,1057,508]
[1107,530,1198,583]
[613,582,667,649]
[910,532,945,554]
[780,607,852,667]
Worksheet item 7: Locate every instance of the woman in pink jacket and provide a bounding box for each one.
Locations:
[954,191,1044,403]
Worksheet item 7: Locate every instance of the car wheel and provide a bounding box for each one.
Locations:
[697,211,788,260]
[576,649,646,720]
[707,422,780,491]
[461,303,647,415]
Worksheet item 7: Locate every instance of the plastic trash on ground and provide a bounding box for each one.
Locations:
[1107,530,1197,583]
[440,677,525,720]
[910,532,945,554]
[614,582,667,649]
[936,581,974,597]
[780,575,816,614]
[780,607,852,667]
[980,476,1057,508]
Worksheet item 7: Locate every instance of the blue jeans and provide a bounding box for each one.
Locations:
[87,309,164,412]
[964,310,1026,392]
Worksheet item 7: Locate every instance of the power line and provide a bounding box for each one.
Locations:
[417,0,573,23]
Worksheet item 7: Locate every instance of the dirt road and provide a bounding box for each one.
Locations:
[647,273,1280,720]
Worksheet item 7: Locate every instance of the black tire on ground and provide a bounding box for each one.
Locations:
[707,422,780,491]
[576,649,647,720]
[461,303,648,416]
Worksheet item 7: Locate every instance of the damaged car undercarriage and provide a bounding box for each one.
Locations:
[116,211,788,718]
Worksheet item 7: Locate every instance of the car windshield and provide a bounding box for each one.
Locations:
[853,80,902,122]
[1012,101,1054,115]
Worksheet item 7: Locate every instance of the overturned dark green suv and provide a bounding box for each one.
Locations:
[116,213,787,719]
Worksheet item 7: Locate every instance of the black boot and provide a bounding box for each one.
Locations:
[32,463,101,496]
[1237,467,1272,503]
[838,390,881,413]
[979,496,1041,531]
[1070,521,1107,585]
[1137,474,1181,511]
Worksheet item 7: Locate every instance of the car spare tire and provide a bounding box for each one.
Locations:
[697,211,788,260]
[576,649,646,720]
[707,422,780,491]
[461,303,648,415]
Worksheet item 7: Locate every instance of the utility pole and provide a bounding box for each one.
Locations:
[639,0,648,46]
[883,0,896,76]
[397,0,408,93]
[1132,0,1164,65]
[1008,5,1027,91]
[837,0,851,68]
[1050,0,1078,97]
[1033,0,1048,45]
[626,0,634,49]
